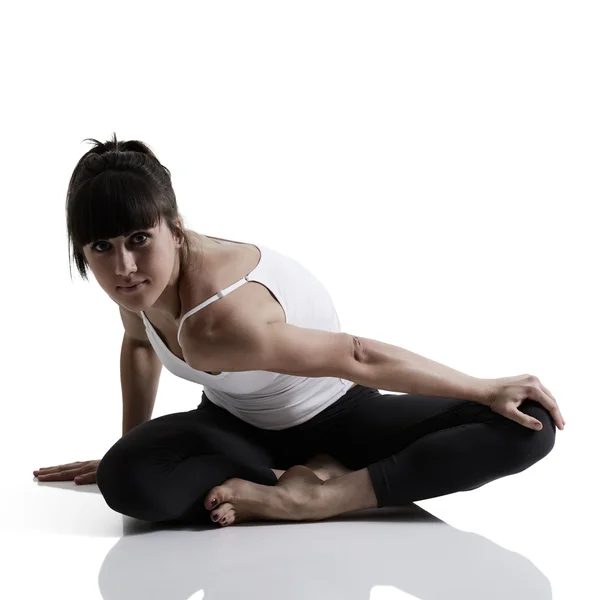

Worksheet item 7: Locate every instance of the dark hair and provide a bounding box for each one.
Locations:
[66,132,197,281]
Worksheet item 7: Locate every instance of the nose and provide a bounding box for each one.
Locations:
[114,249,138,277]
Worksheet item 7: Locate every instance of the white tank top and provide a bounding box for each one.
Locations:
[140,237,355,430]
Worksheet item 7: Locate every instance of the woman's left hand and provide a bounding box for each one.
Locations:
[482,374,566,431]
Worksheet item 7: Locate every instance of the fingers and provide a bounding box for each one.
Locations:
[74,472,96,485]
[532,384,565,430]
[34,460,82,473]
[34,462,82,475]
[538,381,566,428]
[33,462,84,481]
[33,461,98,484]
[492,402,544,431]
[511,408,543,430]
[34,467,81,481]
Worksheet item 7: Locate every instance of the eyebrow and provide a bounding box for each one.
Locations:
[90,230,146,244]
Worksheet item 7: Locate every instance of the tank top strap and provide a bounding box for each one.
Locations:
[177,275,250,346]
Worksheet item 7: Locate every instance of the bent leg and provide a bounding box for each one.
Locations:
[369,400,556,506]
[96,403,280,524]
[313,387,556,508]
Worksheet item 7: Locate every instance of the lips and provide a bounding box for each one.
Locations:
[119,280,147,289]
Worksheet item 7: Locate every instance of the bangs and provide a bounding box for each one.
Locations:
[71,170,162,249]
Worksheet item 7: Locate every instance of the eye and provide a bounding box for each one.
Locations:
[132,233,150,245]
[91,233,150,253]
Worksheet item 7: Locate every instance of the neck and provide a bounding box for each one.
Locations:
[149,249,185,323]
[146,234,215,322]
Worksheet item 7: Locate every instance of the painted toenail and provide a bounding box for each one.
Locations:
[212,513,219,521]
[210,498,217,508]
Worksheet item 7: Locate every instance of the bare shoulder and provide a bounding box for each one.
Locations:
[178,285,275,355]
[178,240,263,330]
[178,290,237,350]
[178,233,284,348]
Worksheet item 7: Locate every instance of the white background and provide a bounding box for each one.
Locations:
[1,1,597,599]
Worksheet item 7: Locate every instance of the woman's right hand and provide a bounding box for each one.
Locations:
[33,460,101,485]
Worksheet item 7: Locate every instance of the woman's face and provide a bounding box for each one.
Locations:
[82,218,182,310]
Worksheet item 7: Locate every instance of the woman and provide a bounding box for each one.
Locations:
[33,134,565,528]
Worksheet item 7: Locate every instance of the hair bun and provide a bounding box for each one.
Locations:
[81,152,110,175]
[82,132,159,160]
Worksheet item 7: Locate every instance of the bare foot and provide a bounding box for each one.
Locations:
[204,465,326,527]
[302,453,353,481]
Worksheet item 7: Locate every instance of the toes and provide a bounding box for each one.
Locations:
[205,486,224,510]
[205,478,242,511]
[219,510,234,527]
[211,502,233,523]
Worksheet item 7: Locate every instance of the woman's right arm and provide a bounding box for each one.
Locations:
[32,311,163,485]
[120,308,163,436]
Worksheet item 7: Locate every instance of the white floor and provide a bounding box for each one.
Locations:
[6,428,592,600]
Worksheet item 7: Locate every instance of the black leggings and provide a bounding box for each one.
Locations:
[96,384,556,525]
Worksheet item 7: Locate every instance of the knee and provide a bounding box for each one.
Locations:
[96,444,175,522]
[514,400,557,464]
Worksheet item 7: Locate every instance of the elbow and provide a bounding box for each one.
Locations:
[351,336,371,383]
[352,336,367,363]
[348,335,377,389]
